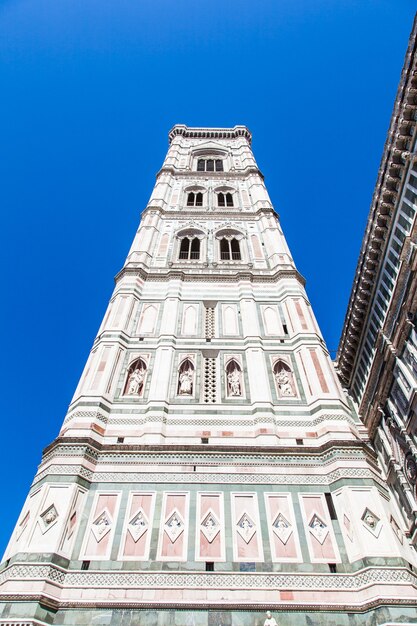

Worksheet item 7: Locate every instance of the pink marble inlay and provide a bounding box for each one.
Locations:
[199,495,222,560]
[122,493,153,559]
[160,494,187,559]
[267,495,297,560]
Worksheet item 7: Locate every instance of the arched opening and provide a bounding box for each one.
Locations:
[215,159,224,172]
[226,360,242,397]
[124,358,147,396]
[217,228,243,261]
[187,191,204,207]
[178,359,194,396]
[179,237,200,260]
[226,193,233,207]
[218,193,225,207]
[206,159,214,172]
[197,159,205,171]
[273,360,295,397]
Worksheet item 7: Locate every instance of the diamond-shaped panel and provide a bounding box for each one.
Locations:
[164,509,184,543]
[308,513,328,544]
[128,508,149,542]
[200,509,220,543]
[272,512,292,545]
[91,509,112,542]
[236,512,256,544]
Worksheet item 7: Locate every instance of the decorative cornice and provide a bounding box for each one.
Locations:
[168,125,252,145]
[0,563,416,613]
[337,16,417,385]
[115,265,306,287]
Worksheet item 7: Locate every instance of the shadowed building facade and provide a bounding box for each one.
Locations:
[337,17,417,568]
[1,125,416,625]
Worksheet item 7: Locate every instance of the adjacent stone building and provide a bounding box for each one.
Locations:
[337,17,417,548]
[1,124,416,625]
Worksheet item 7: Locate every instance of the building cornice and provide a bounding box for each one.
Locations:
[337,16,417,385]
[115,265,306,286]
[156,165,264,179]
[168,124,252,145]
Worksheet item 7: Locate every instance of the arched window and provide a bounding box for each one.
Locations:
[226,360,242,397]
[273,360,296,398]
[206,159,214,172]
[216,228,243,261]
[187,191,203,207]
[217,191,234,208]
[178,359,194,396]
[197,159,205,171]
[124,358,147,397]
[220,238,241,260]
[215,159,224,172]
[179,237,200,260]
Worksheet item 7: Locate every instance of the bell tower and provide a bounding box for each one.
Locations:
[1,126,417,626]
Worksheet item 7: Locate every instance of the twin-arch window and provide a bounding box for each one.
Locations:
[218,192,233,207]
[220,238,241,260]
[179,237,200,260]
[197,159,223,172]
[186,191,233,208]
[187,192,203,207]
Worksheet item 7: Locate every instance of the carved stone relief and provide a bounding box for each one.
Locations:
[40,504,58,533]
[308,513,328,544]
[200,509,220,543]
[272,512,292,544]
[91,509,112,542]
[164,509,184,543]
[128,508,149,542]
[236,512,256,543]
[361,508,382,538]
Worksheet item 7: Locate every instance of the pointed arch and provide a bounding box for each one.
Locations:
[178,358,195,396]
[226,359,242,397]
[182,305,198,335]
[273,360,296,398]
[138,304,158,334]
[124,358,147,396]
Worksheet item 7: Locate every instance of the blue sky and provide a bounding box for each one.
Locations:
[0,0,415,555]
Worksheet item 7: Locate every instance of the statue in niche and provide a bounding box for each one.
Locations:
[226,361,242,396]
[227,368,241,396]
[178,360,194,395]
[126,362,146,395]
[274,361,295,397]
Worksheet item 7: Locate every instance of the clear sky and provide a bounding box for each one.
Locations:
[0,0,415,556]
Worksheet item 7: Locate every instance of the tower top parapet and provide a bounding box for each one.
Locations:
[168,124,252,145]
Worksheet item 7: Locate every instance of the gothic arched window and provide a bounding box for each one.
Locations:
[273,360,296,398]
[179,237,200,260]
[178,359,194,396]
[217,191,234,208]
[220,238,241,260]
[187,192,203,207]
[216,228,243,261]
[124,358,147,397]
[226,360,242,397]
